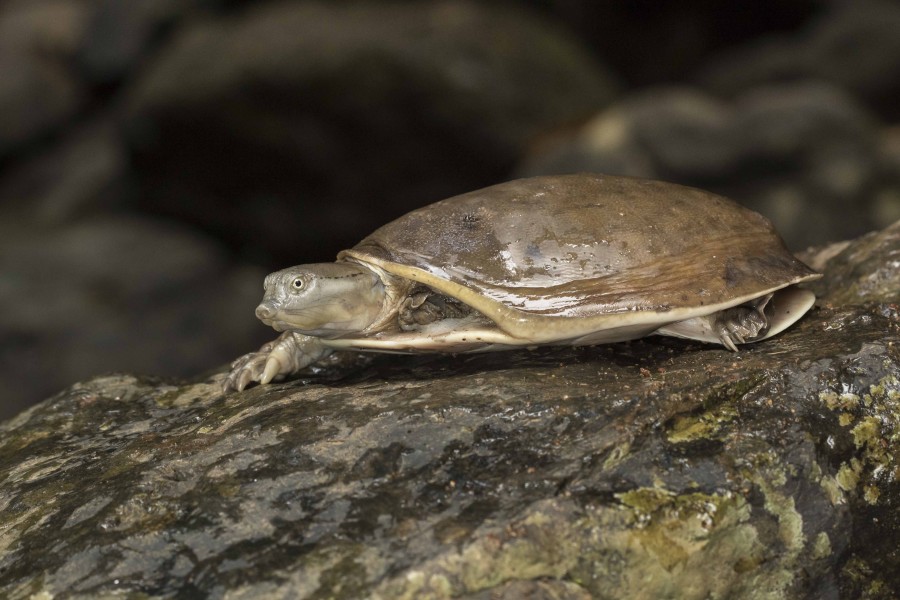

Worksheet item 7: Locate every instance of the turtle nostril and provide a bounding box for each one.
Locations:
[255,302,276,321]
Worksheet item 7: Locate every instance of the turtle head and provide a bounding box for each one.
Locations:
[255,263,385,337]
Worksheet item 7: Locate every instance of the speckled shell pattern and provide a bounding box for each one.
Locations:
[341,174,819,323]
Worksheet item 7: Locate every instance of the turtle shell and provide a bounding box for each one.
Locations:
[339,174,819,343]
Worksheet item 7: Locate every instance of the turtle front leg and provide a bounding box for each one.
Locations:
[223,332,333,392]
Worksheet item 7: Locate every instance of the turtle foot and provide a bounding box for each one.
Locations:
[223,332,332,393]
[714,294,773,352]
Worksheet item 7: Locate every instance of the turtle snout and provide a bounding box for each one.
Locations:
[255,300,278,322]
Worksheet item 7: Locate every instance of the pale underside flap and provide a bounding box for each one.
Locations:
[655,287,816,346]
[326,287,817,354]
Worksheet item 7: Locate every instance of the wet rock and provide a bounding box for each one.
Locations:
[517,82,887,249]
[802,219,900,306]
[0,216,269,420]
[123,0,618,263]
[696,0,900,120]
[1,219,899,597]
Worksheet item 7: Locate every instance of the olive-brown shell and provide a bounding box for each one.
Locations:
[340,174,818,327]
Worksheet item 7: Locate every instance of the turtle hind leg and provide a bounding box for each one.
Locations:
[654,293,774,350]
[656,288,815,350]
[713,293,772,351]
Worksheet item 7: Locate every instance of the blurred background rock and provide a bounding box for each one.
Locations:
[1,0,898,419]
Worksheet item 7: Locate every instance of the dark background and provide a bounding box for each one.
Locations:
[2,0,899,419]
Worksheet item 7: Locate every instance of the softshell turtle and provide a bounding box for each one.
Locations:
[224,173,820,392]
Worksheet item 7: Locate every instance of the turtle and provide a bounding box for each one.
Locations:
[224,173,821,392]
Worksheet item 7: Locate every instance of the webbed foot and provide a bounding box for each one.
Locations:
[714,293,773,352]
[223,332,332,392]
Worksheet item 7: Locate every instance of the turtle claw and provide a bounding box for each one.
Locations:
[223,351,269,392]
[233,367,253,393]
[720,333,740,353]
[261,356,283,385]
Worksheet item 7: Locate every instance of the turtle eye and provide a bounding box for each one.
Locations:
[291,277,305,291]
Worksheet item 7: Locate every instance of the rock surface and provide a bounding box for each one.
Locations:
[1,221,899,598]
